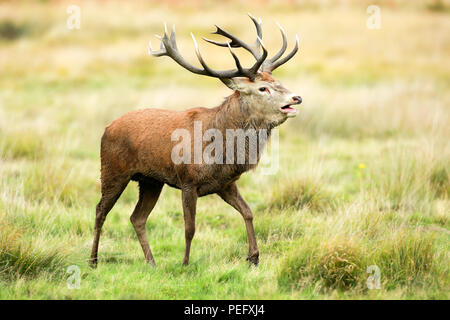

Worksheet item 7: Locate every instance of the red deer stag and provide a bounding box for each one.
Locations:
[90,15,301,267]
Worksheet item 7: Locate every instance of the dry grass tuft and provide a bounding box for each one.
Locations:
[267,177,333,212]
[0,221,69,281]
[278,238,364,292]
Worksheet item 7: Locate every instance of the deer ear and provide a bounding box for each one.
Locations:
[221,78,251,92]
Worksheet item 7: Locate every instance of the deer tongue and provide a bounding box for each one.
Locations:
[281,105,297,114]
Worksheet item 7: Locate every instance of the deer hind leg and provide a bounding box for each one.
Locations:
[218,182,259,266]
[130,180,163,265]
[181,186,198,266]
[90,175,130,268]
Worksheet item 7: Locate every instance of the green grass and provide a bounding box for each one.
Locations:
[0,1,449,299]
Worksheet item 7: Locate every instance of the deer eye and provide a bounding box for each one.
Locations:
[259,87,268,92]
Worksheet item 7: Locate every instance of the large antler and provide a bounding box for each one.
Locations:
[149,21,266,81]
[202,14,264,61]
[148,15,298,81]
[262,22,299,73]
[202,14,299,74]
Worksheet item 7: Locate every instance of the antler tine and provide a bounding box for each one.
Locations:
[149,24,208,76]
[202,37,228,47]
[210,25,257,57]
[148,28,169,57]
[248,13,263,53]
[148,38,166,57]
[192,33,263,79]
[248,36,268,75]
[248,13,262,37]
[191,33,222,77]
[227,42,248,77]
[169,24,178,50]
[148,18,287,81]
[267,22,287,63]
[202,14,263,59]
[264,34,299,73]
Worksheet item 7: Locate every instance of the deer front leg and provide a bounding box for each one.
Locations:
[181,186,198,266]
[218,182,259,265]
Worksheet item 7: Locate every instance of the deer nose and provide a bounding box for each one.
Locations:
[292,96,302,104]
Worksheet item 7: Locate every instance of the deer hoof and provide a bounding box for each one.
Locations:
[246,255,259,266]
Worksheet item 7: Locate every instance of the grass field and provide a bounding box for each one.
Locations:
[0,0,449,299]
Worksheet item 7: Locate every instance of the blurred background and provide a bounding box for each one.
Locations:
[1,0,448,149]
[0,0,448,299]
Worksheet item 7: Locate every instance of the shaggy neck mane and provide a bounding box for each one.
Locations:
[209,91,274,171]
[212,91,275,133]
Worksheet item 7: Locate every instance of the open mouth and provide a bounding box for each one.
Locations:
[280,105,298,115]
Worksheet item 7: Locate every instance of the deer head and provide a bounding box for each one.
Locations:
[148,14,301,126]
